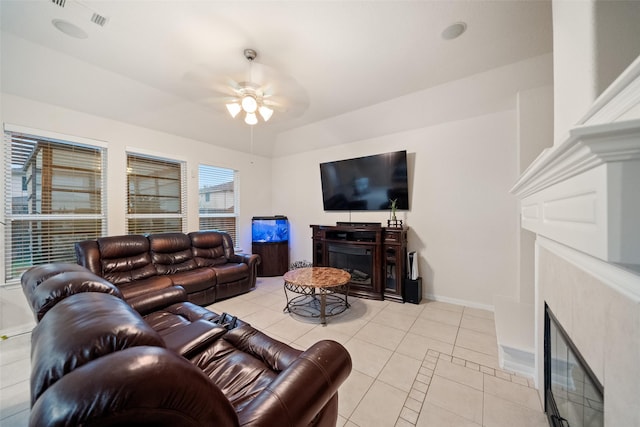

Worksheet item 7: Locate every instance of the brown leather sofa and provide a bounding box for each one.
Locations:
[21,263,352,426]
[75,230,260,306]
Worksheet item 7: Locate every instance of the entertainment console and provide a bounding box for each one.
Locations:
[310,223,407,302]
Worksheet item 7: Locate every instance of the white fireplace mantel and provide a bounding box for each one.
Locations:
[511,57,640,269]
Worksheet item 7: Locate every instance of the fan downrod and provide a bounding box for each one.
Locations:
[244,49,257,62]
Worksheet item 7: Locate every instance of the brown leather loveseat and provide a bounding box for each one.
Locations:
[21,263,352,426]
[75,230,260,306]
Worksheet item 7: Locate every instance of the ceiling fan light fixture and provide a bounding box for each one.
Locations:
[226,102,242,118]
[244,112,258,125]
[258,106,273,122]
[241,95,258,114]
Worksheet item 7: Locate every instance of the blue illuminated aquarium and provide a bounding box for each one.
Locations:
[252,216,289,243]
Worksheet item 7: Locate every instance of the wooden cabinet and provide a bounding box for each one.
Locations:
[382,228,407,302]
[252,241,289,277]
[311,224,407,302]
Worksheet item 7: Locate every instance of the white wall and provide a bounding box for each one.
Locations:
[552,0,640,142]
[272,109,519,309]
[270,55,553,309]
[0,94,272,332]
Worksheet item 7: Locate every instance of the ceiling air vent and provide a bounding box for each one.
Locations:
[51,0,66,7]
[90,13,108,27]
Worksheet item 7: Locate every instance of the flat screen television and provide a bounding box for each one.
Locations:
[319,150,409,211]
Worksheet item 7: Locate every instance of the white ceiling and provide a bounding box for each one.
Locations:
[0,0,552,157]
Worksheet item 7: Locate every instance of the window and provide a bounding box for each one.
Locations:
[3,129,106,282]
[126,152,186,234]
[198,164,238,242]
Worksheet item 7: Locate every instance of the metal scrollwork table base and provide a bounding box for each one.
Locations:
[283,267,351,326]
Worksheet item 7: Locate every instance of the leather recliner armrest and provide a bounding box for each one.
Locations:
[127,286,188,315]
[236,340,352,427]
[162,319,228,358]
[229,253,261,267]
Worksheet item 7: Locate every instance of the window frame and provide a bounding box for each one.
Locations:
[198,163,239,243]
[2,125,107,284]
[125,150,187,235]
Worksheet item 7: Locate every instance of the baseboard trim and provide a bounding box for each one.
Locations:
[424,293,494,312]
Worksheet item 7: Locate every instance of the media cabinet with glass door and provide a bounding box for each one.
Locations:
[310,224,407,302]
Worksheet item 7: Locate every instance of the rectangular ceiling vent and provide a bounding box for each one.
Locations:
[90,13,108,27]
[51,0,66,7]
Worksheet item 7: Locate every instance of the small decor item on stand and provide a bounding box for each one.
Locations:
[387,198,403,228]
[289,260,313,270]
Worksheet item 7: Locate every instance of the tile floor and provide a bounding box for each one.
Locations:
[0,276,550,426]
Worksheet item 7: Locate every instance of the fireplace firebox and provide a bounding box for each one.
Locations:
[544,304,604,427]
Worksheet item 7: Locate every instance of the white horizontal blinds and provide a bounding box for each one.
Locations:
[126,152,186,234]
[3,130,106,282]
[198,164,238,242]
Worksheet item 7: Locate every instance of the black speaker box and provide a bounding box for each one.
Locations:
[404,277,422,304]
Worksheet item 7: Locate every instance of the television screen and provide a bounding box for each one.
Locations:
[319,150,409,211]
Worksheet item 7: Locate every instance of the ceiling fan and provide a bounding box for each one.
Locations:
[189,48,308,126]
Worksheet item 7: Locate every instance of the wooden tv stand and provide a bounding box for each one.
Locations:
[310,224,407,302]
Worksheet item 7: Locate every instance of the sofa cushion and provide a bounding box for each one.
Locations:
[168,268,216,293]
[30,292,164,404]
[213,262,250,283]
[97,235,157,285]
[29,347,240,427]
[117,275,174,300]
[189,231,228,267]
[149,233,198,274]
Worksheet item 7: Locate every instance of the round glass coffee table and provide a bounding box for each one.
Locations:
[283,267,351,326]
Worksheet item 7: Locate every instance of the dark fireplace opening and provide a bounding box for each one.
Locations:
[544,304,604,427]
[328,244,373,286]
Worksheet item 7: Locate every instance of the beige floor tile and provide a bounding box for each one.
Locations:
[0,334,31,366]
[409,317,459,344]
[453,346,500,369]
[455,327,498,357]
[207,299,264,318]
[336,414,348,427]
[337,369,375,419]
[396,416,416,427]
[463,306,494,320]
[1,410,30,427]
[460,314,496,336]
[0,380,30,419]
[434,359,483,391]
[416,402,482,427]
[353,321,407,351]
[484,374,543,411]
[251,291,287,310]
[483,393,549,427]
[344,337,394,378]
[263,316,317,342]
[419,306,463,327]
[396,333,454,360]
[294,325,353,348]
[323,315,369,337]
[371,308,418,331]
[384,300,427,316]
[240,306,288,329]
[378,352,423,392]
[425,375,484,424]
[422,300,465,313]
[350,380,407,427]
[0,358,30,389]
[352,298,389,320]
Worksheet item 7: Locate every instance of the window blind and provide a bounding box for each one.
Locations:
[198,164,238,242]
[126,152,186,234]
[3,130,106,282]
